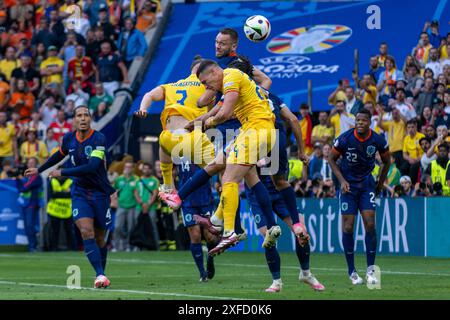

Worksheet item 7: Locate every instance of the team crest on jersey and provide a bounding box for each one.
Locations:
[84,145,93,158]
[366,145,376,157]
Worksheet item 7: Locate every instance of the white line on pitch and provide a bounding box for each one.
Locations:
[2,254,450,277]
[0,280,251,300]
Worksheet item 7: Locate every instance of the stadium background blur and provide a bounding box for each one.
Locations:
[0,0,449,255]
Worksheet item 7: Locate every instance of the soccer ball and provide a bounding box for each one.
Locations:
[244,15,271,42]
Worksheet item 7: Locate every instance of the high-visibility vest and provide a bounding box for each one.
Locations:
[430,160,450,196]
[47,178,73,219]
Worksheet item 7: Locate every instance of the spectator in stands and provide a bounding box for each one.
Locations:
[31,16,59,50]
[423,20,442,48]
[377,42,389,67]
[8,78,34,123]
[48,9,65,46]
[67,44,97,95]
[413,32,432,67]
[311,111,334,145]
[10,0,33,23]
[423,67,434,80]
[84,0,108,25]
[0,159,14,179]
[86,27,118,59]
[39,96,58,126]
[97,41,130,97]
[1,19,28,50]
[320,143,333,182]
[444,91,450,114]
[425,47,442,79]
[48,109,72,143]
[425,143,450,196]
[88,82,113,114]
[65,79,89,107]
[386,154,401,188]
[402,119,425,183]
[20,127,48,165]
[377,56,404,95]
[399,175,414,197]
[419,106,434,129]
[15,157,43,252]
[136,162,160,251]
[308,142,323,180]
[358,74,378,105]
[298,103,313,155]
[415,77,435,115]
[392,88,417,121]
[0,111,19,168]
[0,11,7,35]
[425,124,437,142]
[44,127,58,155]
[367,55,382,83]
[33,42,46,71]
[93,100,109,122]
[440,43,450,67]
[40,45,64,93]
[96,4,116,40]
[10,53,40,96]
[47,172,75,251]
[405,64,424,99]
[329,99,355,138]
[327,78,348,106]
[402,55,419,75]
[136,0,157,33]
[344,86,363,115]
[420,137,437,172]
[117,17,148,69]
[0,46,21,81]
[113,160,142,252]
[0,73,10,112]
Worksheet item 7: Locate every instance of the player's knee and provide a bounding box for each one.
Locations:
[342,223,354,234]
[78,226,95,239]
[365,222,375,233]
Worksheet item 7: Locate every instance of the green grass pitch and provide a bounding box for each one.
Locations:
[0,251,449,300]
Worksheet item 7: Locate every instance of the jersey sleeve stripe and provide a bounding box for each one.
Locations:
[59,146,66,156]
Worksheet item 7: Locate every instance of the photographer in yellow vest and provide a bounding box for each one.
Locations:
[425,144,450,196]
[47,170,76,251]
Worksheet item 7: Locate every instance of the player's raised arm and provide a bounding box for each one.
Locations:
[252,67,272,90]
[280,106,308,164]
[205,91,237,128]
[135,86,165,118]
[24,135,68,177]
[197,88,217,108]
[328,145,350,193]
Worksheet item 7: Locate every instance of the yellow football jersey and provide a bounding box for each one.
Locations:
[221,68,274,128]
[160,74,208,130]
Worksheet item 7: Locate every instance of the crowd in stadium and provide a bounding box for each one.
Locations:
[0,2,449,252]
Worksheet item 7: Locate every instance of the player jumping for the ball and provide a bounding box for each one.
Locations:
[328,108,391,285]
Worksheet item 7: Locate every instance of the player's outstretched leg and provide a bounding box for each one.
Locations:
[296,242,325,291]
[206,242,216,279]
[191,243,208,282]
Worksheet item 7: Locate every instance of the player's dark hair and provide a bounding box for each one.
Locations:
[73,105,91,117]
[356,108,372,119]
[406,119,417,126]
[196,59,218,78]
[219,28,238,43]
[227,55,253,78]
[190,55,203,71]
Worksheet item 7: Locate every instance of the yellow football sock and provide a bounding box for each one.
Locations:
[160,162,173,186]
[221,182,239,233]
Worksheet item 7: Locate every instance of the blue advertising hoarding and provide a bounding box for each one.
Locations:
[0,180,28,246]
[130,0,449,114]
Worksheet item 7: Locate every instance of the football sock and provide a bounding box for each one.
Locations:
[190,243,206,277]
[265,246,281,280]
[251,182,276,228]
[100,245,108,271]
[206,242,215,264]
[342,231,356,275]
[160,162,173,186]
[279,186,300,224]
[365,230,377,268]
[234,200,244,234]
[221,182,239,235]
[295,241,310,271]
[83,238,104,277]
[212,203,224,223]
[178,168,211,200]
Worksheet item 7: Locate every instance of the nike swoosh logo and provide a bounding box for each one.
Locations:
[348,148,356,150]
[69,149,75,152]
